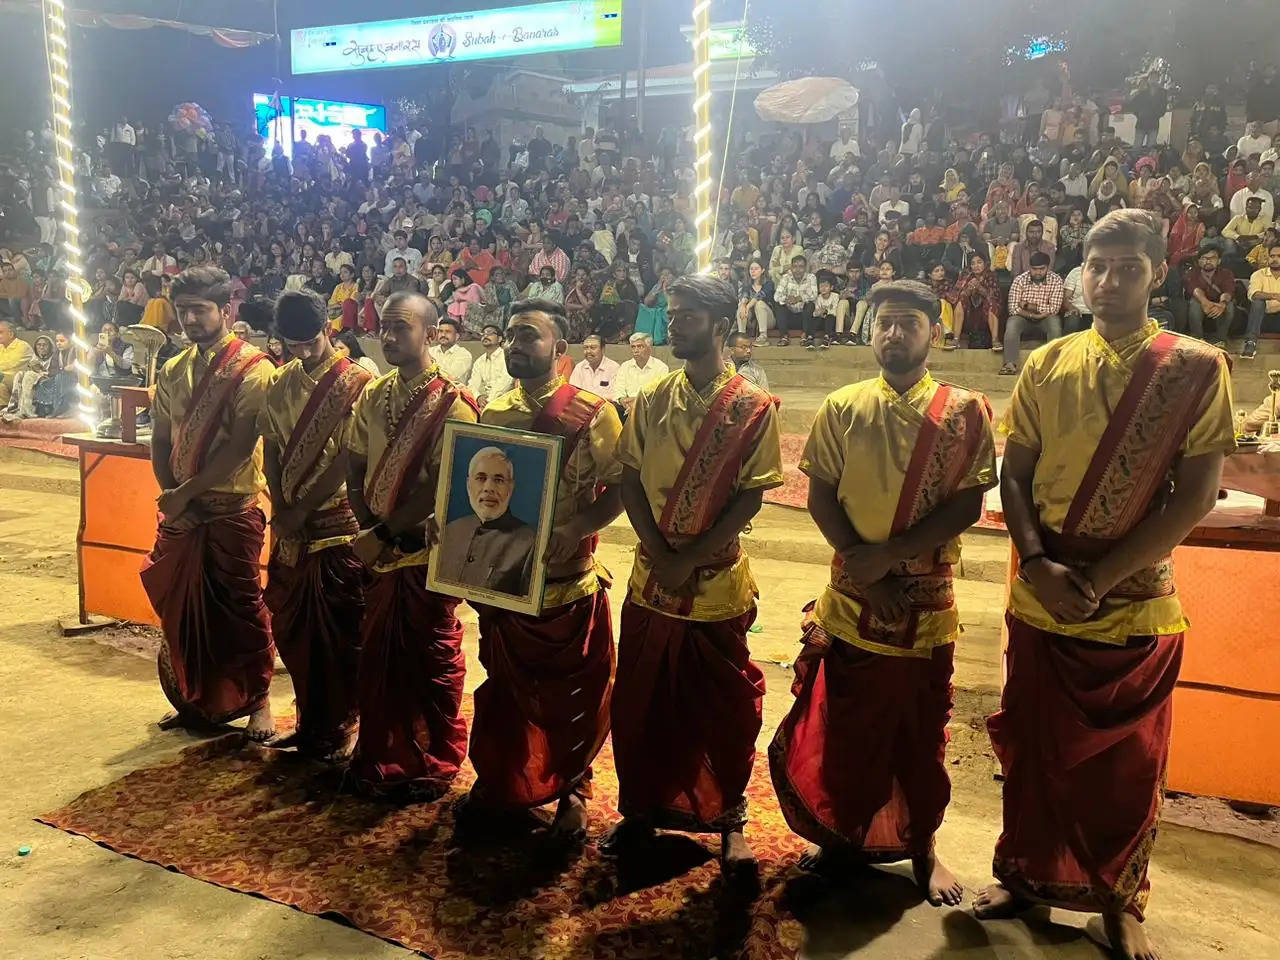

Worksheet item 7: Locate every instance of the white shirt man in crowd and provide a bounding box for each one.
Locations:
[614,332,669,412]
[878,185,910,224]
[830,130,861,163]
[569,333,620,398]
[1237,121,1273,162]
[431,317,474,383]
[468,324,514,407]
[1228,171,1275,222]
[383,232,422,276]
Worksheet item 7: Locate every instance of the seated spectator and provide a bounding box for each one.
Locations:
[1061,263,1091,334]
[430,317,473,381]
[91,320,134,378]
[1020,198,1059,247]
[861,229,903,276]
[774,254,818,348]
[726,331,769,390]
[811,228,849,278]
[737,260,775,344]
[614,332,669,413]
[382,231,422,276]
[0,262,30,323]
[446,269,487,336]
[332,329,380,376]
[1010,219,1057,277]
[1246,227,1280,269]
[563,266,596,342]
[1002,251,1065,375]
[569,333,620,397]
[948,251,1001,350]
[1089,159,1129,203]
[1057,207,1089,273]
[1222,195,1273,259]
[328,263,358,331]
[635,268,673,346]
[1237,121,1273,165]
[835,262,871,344]
[2,333,54,420]
[1229,170,1276,222]
[0,319,32,406]
[1060,161,1089,201]
[593,259,639,342]
[373,257,424,310]
[1244,242,1280,360]
[926,261,957,346]
[812,271,841,349]
[523,265,564,306]
[467,323,514,407]
[768,227,806,285]
[1183,247,1236,347]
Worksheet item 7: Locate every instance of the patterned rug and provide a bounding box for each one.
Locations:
[38,699,807,960]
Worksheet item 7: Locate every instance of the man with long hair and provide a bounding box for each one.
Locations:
[603,274,783,884]
[976,210,1235,960]
[141,266,276,740]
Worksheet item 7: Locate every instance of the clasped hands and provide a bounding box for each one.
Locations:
[1023,556,1103,624]
[839,541,910,623]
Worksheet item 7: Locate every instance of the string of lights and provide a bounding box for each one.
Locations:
[689,0,713,273]
[41,0,94,428]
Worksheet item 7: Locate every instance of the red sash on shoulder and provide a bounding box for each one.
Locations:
[280,356,372,504]
[169,337,268,484]
[834,382,993,648]
[532,381,609,562]
[1046,332,1223,600]
[366,374,478,519]
[641,372,777,616]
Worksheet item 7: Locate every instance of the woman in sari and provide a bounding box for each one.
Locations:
[592,259,639,343]
[1088,159,1129,202]
[634,268,673,346]
[424,234,454,271]
[563,266,596,342]
[481,265,520,330]
[1014,181,1042,216]
[1182,138,1207,177]
[1139,177,1180,235]
[1167,203,1205,269]
[985,163,1021,212]
[264,334,287,368]
[940,168,967,203]
[927,262,957,347]
[1187,162,1224,213]
[3,334,54,420]
[329,263,359,333]
[948,251,1001,350]
[1225,159,1250,206]
[1129,158,1157,207]
[445,269,486,337]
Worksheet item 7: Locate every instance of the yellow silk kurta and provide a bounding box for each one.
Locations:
[1000,321,1236,643]
[802,373,997,657]
[259,353,356,546]
[152,332,271,494]
[616,367,784,622]
[346,365,478,570]
[0,338,34,404]
[481,377,624,608]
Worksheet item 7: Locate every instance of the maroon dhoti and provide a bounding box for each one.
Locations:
[769,622,954,860]
[264,545,367,753]
[350,566,467,796]
[611,598,765,832]
[470,587,615,808]
[140,508,275,724]
[987,614,1183,920]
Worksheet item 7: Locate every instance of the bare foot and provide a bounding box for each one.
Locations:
[598,816,654,856]
[721,828,759,887]
[973,883,1029,919]
[548,794,588,843]
[797,843,862,877]
[1104,911,1159,960]
[244,704,276,742]
[913,851,964,906]
[263,730,302,750]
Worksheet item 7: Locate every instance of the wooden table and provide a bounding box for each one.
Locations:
[63,433,270,628]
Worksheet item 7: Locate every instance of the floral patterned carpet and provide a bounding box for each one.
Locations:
[39,699,807,960]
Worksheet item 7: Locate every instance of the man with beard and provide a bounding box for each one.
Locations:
[345,291,479,800]
[259,290,373,761]
[455,298,623,843]
[603,274,783,885]
[976,211,1234,960]
[140,266,276,740]
[768,279,996,906]
[436,445,536,596]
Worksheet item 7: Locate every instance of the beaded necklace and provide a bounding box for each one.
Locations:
[383,369,432,436]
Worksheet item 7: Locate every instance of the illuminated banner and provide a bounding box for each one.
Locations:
[253,94,388,158]
[291,0,623,75]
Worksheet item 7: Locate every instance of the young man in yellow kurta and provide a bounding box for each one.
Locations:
[0,319,33,405]
[604,274,783,885]
[259,290,372,761]
[458,298,624,844]
[769,279,996,906]
[977,210,1235,960]
[140,266,276,741]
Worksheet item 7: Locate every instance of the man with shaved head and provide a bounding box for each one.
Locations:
[344,290,479,801]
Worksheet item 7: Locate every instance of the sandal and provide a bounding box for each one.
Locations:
[991,344,1004,353]
[999,363,1018,375]
[777,337,790,347]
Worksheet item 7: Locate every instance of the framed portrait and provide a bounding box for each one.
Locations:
[427,420,562,615]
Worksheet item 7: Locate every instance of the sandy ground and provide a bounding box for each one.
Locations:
[1,453,1279,960]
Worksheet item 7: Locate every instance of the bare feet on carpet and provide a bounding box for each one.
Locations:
[913,852,964,906]
[244,704,276,742]
[598,816,654,856]
[972,883,1030,919]
[1104,910,1159,960]
[720,828,759,886]
[548,794,588,843]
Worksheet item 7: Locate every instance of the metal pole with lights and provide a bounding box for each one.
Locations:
[690,0,714,273]
[41,0,94,429]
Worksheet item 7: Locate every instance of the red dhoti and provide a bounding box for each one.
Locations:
[611,598,765,832]
[140,508,275,724]
[769,622,954,860]
[987,614,1183,920]
[470,587,615,808]
[264,545,367,754]
[350,566,467,796]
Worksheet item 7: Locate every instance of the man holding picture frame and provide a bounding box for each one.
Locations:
[344,290,479,802]
[604,274,784,885]
[451,298,624,845]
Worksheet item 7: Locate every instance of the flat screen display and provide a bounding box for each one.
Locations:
[253,94,388,158]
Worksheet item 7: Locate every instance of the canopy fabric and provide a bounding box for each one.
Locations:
[0,1,273,48]
[754,76,860,124]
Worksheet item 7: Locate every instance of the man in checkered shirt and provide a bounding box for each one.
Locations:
[1002,252,1064,374]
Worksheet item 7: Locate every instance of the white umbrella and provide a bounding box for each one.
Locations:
[753,76,860,125]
